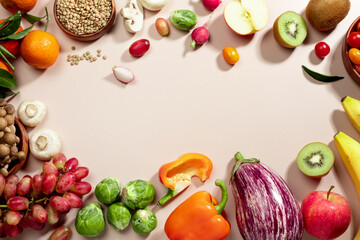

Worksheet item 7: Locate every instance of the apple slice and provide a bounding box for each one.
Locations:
[224,0,268,35]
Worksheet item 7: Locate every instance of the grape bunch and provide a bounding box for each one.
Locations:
[0,153,91,238]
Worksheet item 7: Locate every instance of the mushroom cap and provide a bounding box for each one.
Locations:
[30,129,61,161]
[121,0,144,33]
[17,100,47,127]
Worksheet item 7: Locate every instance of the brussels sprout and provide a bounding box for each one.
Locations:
[170,10,197,31]
[107,202,131,231]
[75,202,105,237]
[95,177,121,204]
[132,208,157,234]
[121,179,155,210]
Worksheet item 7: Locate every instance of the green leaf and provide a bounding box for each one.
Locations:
[0,45,15,59]
[0,51,14,72]
[302,65,344,82]
[0,87,18,99]
[0,11,21,38]
[0,69,16,89]
[22,13,45,24]
[0,25,33,41]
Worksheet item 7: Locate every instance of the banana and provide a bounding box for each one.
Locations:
[342,96,360,133]
[334,131,360,240]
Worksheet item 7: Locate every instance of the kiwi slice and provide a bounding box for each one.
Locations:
[296,142,334,178]
[273,11,307,48]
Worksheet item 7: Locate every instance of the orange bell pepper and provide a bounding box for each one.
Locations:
[164,179,231,240]
[158,153,213,205]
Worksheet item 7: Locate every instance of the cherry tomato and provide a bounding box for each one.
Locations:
[347,32,360,48]
[129,39,150,57]
[314,42,330,59]
[357,22,360,32]
[355,64,360,74]
[222,46,239,65]
[349,48,360,65]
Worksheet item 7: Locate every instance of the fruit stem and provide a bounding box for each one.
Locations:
[45,7,49,32]
[190,40,196,48]
[327,185,335,200]
[0,205,7,208]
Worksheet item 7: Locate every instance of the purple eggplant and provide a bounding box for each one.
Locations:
[230,152,303,240]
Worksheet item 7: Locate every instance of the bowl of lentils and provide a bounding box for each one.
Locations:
[54,0,116,41]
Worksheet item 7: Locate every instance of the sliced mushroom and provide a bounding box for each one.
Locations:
[121,0,144,33]
[139,0,168,11]
[30,129,61,161]
[17,100,47,127]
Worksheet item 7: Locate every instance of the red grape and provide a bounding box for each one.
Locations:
[314,42,330,59]
[50,196,71,212]
[41,174,56,195]
[49,225,72,240]
[5,210,21,226]
[45,203,60,225]
[55,172,75,193]
[4,182,17,201]
[0,175,5,196]
[129,39,150,57]
[52,153,66,170]
[74,167,89,181]
[6,175,19,185]
[63,192,83,208]
[32,204,48,223]
[42,162,59,178]
[65,158,78,172]
[69,181,92,196]
[18,212,29,229]
[3,222,22,238]
[23,213,45,231]
[32,174,42,194]
[0,222,4,238]
[7,196,29,210]
[17,175,32,196]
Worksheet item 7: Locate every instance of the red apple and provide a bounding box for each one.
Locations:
[301,186,351,240]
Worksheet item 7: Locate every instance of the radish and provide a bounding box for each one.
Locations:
[112,66,135,84]
[190,17,212,49]
[202,0,221,11]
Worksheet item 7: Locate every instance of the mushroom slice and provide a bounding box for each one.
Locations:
[17,100,47,127]
[139,0,168,11]
[30,129,61,161]
[121,0,144,33]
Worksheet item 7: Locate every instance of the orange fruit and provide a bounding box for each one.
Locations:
[0,19,23,56]
[20,30,59,70]
[0,59,13,74]
[0,0,37,13]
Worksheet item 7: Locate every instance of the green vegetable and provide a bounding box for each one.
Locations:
[132,208,157,234]
[95,177,121,205]
[170,10,197,31]
[75,202,105,237]
[121,179,155,210]
[107,202,131,231]
[302,65,344,82]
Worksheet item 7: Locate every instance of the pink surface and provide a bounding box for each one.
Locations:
[1,0,360,239]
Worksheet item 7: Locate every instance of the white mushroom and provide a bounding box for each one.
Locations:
[139,0,168,11]
[17,100,47,127]
[30,129,61,161]
[121,0,144,33]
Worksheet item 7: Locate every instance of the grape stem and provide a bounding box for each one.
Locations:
[0,205,6,208]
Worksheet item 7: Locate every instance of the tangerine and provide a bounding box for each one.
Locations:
[0,19,23,56]
[20,30,59,70]
[0,59,13,74]
[0,0,37,13]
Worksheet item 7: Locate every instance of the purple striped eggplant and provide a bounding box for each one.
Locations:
[230,152,303,240]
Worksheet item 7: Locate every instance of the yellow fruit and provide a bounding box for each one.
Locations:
[334,131,360,240]
[20,30,59,70]
[341,96,360,133]
[0,0,37,13]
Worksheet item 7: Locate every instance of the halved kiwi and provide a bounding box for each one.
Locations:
[296,142,334,178]
[273,11,307,48]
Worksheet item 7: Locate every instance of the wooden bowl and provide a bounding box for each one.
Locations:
[53,0,116,42]
[7,117,29,176]
[342,16,360,85]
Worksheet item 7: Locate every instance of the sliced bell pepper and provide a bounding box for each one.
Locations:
[158,153,213,205]
[164,179,231,240]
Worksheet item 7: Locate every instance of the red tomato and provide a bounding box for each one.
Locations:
[349,48,360,65]
[222,46,239,65]
[347,32,360,48]
[314,42,330,59]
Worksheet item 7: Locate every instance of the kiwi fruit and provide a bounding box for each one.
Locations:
[306,0,350,31]
[273,11,307,48]
[296,142,334,178]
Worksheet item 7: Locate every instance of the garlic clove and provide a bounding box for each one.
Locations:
[140,0,168,11]
[17,100,47,127]
[30,129,61,161]
[113,66,135,84]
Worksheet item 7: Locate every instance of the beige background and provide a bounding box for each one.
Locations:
[1,0,360,239]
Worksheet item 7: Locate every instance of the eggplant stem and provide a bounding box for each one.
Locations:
[327,185,334,200]
[214,179,228,215]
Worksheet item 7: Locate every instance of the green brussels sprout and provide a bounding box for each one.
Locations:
[95,177,121,204]
[132,208,157,234]
[75,202,105,237]
[170,10,197,31]
[107,202,131,231]
[121,179,155,210]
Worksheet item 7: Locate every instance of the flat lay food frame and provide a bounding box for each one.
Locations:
[0,0,360,239]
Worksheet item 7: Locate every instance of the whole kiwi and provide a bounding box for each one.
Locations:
[306,0,350,31]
